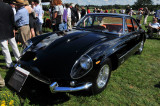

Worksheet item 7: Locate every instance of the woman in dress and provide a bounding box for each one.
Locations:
[24,0,36,38]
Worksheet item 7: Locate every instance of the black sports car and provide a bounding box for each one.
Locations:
[9,13,146,94]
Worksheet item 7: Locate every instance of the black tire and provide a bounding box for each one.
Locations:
[91,58,112,95]
[135,40,144,54]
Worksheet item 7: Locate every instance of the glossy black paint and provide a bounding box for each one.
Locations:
[20,31,118,79]
[19,13,146,86]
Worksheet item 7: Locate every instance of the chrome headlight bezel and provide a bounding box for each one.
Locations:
[80,55,93,70]
[70,55,93,79]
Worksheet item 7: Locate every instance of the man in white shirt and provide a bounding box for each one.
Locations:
[34,0,43,35]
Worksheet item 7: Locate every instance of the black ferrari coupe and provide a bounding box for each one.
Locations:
[8,13,146,94]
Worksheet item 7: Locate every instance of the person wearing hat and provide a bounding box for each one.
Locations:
[14,0,30,45]
[9,1,16,15]
[9,1,17,38]
[136,8,143,24]
[0,0,20,70]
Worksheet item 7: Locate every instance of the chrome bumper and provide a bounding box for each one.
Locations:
[50,82,92,93]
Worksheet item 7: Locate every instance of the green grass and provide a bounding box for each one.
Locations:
[0,15,160,105]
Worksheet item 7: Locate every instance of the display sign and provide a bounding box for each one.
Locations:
[8,67,30,92]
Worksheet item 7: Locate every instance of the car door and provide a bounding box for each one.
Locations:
[116,17,139,64]
[132,18,143,44]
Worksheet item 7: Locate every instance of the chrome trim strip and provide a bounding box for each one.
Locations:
[119,42,140,60]
[29,73,50,84]
[50,82,92,93]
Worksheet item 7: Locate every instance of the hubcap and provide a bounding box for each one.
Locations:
[139,40,144,52]
[97,64,110,89]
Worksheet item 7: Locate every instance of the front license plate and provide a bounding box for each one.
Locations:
[8,66,30,92]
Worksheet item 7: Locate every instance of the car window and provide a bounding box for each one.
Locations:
[77,15,123,34]
[125,18,134,33]
[124,22,129,33]
[78,16,94,27]
[132,19,139,31]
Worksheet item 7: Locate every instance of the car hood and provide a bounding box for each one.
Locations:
[20,30,117,80]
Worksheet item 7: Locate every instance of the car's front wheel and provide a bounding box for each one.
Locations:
[91,59,112,94]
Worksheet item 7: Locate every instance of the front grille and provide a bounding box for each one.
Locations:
[20,64,51,84]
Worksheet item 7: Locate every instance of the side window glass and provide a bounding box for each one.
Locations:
[132,19,139,31]
[78,16,93,27]
[125,18,134,32]
[86,16,93,27]
[124,22,129,34]
[93,16,103,26]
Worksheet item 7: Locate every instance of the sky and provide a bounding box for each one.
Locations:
[62,0,160,5]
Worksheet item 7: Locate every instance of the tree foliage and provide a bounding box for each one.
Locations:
[133,0,153,9]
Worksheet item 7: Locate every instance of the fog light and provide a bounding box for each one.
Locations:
[70,81,76,86]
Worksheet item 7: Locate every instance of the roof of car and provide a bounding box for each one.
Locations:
[87,13,130,17]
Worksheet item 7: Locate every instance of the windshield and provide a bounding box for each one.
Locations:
[77,15,123,34]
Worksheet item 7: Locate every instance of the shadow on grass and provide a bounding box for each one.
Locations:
[147,37,160,40]
[154,82,160,88]
[69,90,94,97]
[19,89,70,105]
[5,70,70,105]
[0,59,5,63]
[4,68,92,105]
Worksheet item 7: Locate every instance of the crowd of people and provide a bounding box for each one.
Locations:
[0,0,160,88]
[48,0,88,32]
[0,0,44,88]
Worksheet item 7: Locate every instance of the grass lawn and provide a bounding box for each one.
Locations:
[0,15,160,105]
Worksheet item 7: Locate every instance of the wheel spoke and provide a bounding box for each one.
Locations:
[97,64,110,88]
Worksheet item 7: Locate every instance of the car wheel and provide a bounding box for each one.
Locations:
[136,40,144,54]
[91,59,112,94]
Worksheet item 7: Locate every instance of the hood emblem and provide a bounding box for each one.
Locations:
[33,57,37,61]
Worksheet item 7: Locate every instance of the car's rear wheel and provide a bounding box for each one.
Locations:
[136,40,144,54]
[91,59,112,94]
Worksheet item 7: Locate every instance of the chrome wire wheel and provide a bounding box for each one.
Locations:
[139,40,144,52]
[96,64,110,89]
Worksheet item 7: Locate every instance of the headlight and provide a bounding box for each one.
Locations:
[70,55,93,79]
[21,40,33,55]
[80,55,92,70]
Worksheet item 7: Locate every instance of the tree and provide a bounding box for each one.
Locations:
[133,0,153,9]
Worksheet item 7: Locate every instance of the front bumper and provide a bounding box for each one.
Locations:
[14,64,93,93]
[50,82,92,93]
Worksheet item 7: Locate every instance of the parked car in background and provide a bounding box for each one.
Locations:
[9,13,146,95]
